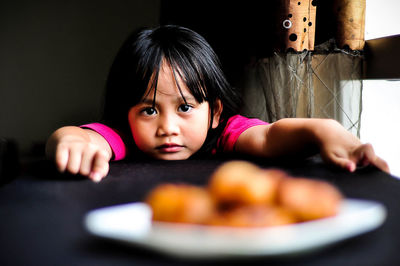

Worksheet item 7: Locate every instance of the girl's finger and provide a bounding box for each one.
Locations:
[372,156,390,173]
[80,144,98,176]
[66,148,82,175]
[353,143,390,173]
[329,153,356,172]
[55,145,69,172]
[353,143,374,166]
[89,151,110,182]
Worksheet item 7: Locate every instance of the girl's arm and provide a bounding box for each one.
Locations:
[235,118,390,173]
[45,126,112,182]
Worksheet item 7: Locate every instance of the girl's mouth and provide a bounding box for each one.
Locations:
[156,143,184,153]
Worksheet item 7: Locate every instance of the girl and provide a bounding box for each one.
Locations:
[46,25,389,182]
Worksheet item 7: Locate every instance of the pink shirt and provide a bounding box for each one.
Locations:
[81,115,268,160]
[217,115,268,153]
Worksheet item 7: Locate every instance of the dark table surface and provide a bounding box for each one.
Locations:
[0,156,399,266]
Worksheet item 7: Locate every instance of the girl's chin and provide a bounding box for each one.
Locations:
[151,151,193,161]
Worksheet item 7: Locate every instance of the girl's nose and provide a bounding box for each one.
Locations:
[156,114,179,136]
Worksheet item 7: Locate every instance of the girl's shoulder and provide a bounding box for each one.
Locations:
[225,115,268,130]
[218,115,268,152]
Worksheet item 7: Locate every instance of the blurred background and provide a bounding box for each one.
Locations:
[0,0,160,156]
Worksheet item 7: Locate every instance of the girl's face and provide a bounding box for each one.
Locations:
[128,61,222,160]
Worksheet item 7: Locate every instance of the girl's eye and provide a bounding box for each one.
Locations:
[141,107,157,116]
[178,104,193,113]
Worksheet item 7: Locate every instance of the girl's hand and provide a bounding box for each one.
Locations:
[46,126,112,182]
[321,142,390,173]
[317,121,390,174]
[239,118,390,174]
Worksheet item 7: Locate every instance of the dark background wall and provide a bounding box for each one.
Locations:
[160,0,335,85]
[161,1,278,86]
[0,0,160,154]
[0,0,335,156]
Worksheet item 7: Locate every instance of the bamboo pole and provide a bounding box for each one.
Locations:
[334,0,366,50]
[276,0,317,52]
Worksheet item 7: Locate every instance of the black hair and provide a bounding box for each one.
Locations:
[102,25,241,155]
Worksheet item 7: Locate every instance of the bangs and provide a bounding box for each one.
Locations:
[142,56,209,106]
[167,56,209,104]
[135,25,227,109]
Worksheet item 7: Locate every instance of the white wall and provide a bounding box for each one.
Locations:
[365,0,400,40]
[0,0,160,155]
[361,80,400,178]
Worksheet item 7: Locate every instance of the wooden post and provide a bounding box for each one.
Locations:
[334,0,366,50]
[276,0,317,52]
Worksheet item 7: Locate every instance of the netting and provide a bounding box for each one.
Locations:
[240,40,363,136]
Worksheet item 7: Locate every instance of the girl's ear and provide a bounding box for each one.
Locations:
[211,99,223,129]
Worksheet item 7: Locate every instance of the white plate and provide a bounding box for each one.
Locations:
[84,199,386,259]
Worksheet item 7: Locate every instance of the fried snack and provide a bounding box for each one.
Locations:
[208,161,287,206]
[278,177,343,221]
[144,161,343,227]
[145,184,215,224]
[207,205,297,227]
